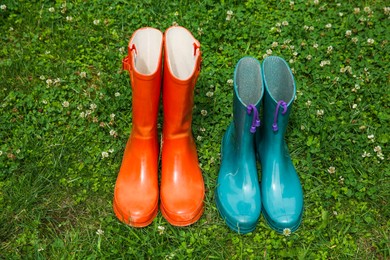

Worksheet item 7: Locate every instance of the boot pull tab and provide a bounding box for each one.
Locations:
[193,42,200,56]
[130,44,137,55]
[247,104,261,134]
[272,100,288,132]
[122,44,137,72]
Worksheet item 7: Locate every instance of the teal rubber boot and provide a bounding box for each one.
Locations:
[216,57,263,234]
[256,56,303,234]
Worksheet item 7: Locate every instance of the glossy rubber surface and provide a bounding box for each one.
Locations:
[113,27,163,227]
[160,26,205,226]
[216,57,263,234]
[256,56,303,233]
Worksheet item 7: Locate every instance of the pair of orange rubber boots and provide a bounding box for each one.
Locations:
[113,26,205,227]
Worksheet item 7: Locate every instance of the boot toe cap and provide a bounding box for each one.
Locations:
[113,193,158,227]
[160,198,204,226]
[263,208,303,233]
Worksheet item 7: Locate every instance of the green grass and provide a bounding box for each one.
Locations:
[1,0,389,259]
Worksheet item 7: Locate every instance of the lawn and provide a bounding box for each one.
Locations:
[0,0,389,259]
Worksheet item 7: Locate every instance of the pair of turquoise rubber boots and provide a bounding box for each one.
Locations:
[215,56,303,234]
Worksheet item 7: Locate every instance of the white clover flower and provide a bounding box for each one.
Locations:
[275,22,281,27]
[266,49,273,55]
[9,27,14,31]
[313,0,319,5]
[226,10,233,21]
[93,19,100,25]
[289,59,294,64]
[108,149,114,153]
[196,136,202,141]
[377,153,384,160]
[374,146,382,153]
[46,79,53,85]
[351,37,358,43]
[384,7,390,15]
[174,11,179,16]
[110,113,116,119]
[101,151,109,159]
[263,54,269,59]
[313,43,319,49]
[79,112,86,118]
[80,71,87,78]
[200,127,206,132]
[114,92,121,97]
[339,176,344,184]
[328,166,336,174]
[327,46,333,54]
[354,8,360,14]
[96,229,104,235]
[0,151,3,156]
[345,30,352,37]
[293,51,298,56]
[109,130,117,136]
[364,6,371,13]
[271,41,278,48]
[319,60,329,67]
[42,100,48,104]
[90,103,97,110]
[362,151,371,157]
[352,104,357,109]
[227,79,233,85]
[206,91,214,97]
[367,38,374,45]
[201,110,208,116]
[1,4,7,10]
[306,55,312,60]
[282,20,289,26]
[368,134,375,140]
[48,7,55,13]
[40,75,45,80]
[339,12,344,17]
[157,226,165,235]
[316,109,324,116]
[62,101,69,108]
[325,23,332,29]
[306,100,312,106]
[66,16,73,22]
[303,25,309,30]
[283,228,291,236]
[54,78,61,84]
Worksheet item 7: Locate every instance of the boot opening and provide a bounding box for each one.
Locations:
[235,57,262,106]
[263,56,295,104]
[165,27,199,80]
[130,28,163,75]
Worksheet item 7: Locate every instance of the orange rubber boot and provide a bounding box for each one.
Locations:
[160,26,205,226]
[113,27,163,227]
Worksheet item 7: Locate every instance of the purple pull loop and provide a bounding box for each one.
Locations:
[272,100,288,131]
[247,104,261,134]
